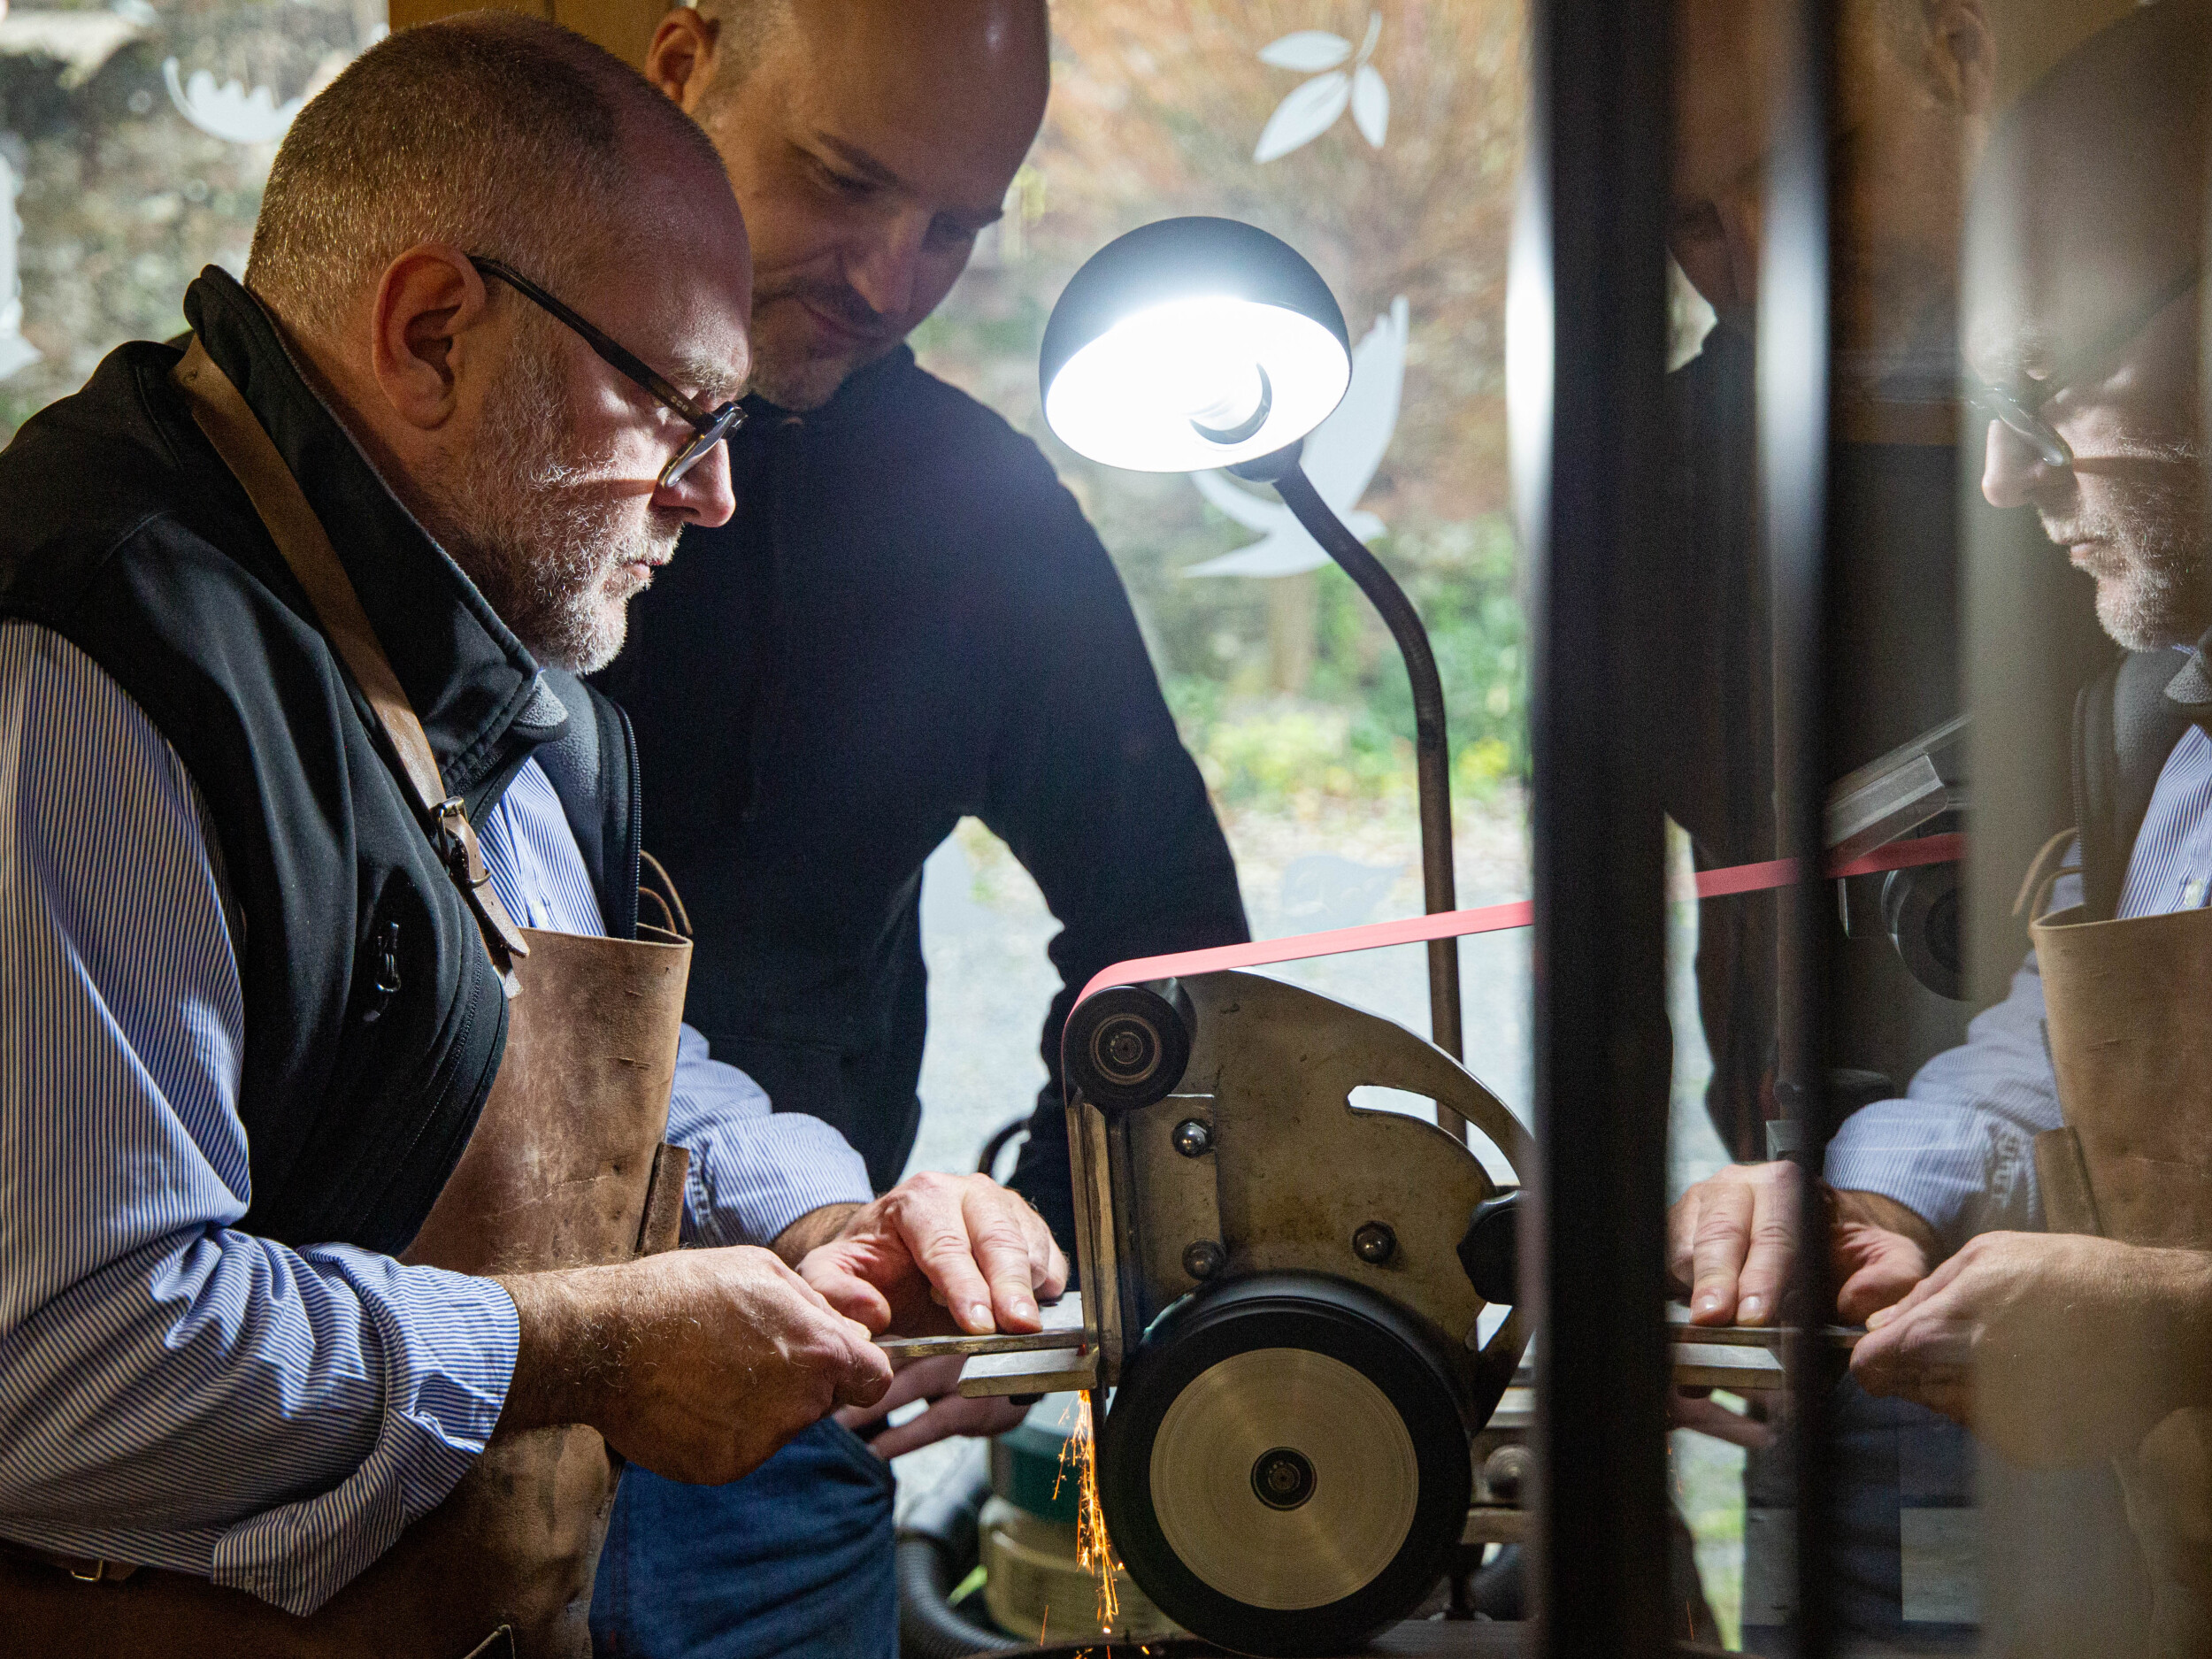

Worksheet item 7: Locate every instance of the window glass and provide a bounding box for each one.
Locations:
[909,1,1537,1189]
[0,0,380,441]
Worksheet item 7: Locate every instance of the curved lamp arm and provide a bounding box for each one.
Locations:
[1230,442,1463,1064]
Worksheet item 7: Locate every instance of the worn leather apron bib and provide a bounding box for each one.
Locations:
[0,342,694,1659]
[2031,855,2212,1658]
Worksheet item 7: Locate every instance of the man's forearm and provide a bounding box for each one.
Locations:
[1837,1187,1941,1260]
[495,1267,623,1436]
[772,1202,861,1266]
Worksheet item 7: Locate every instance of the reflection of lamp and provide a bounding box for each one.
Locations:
[1041,217,1463,1061]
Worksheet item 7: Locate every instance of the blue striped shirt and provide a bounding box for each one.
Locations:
[1826,719,2212,1248]
[0,619,869,1615]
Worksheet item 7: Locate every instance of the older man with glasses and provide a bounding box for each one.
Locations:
[0,16,1072,1655]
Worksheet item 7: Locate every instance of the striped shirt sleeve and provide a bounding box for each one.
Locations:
[475,759,873,1244]
[0,620,518,1617]
[1822,951,2060,1249]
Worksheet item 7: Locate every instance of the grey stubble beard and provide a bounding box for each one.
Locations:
[2062,463,2212,652]
[426,323,680,673]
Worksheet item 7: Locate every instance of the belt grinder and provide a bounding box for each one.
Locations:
[916,967,1813,1655]
[947,968,1533,1655]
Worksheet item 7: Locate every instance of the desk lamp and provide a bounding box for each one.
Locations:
[1041,217,1463,1060]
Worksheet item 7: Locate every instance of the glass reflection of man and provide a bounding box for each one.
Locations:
[1664,0,2007,1260]
[1679,3,2212,1647]
[1663,0,2038,1642]
[588,3,1250,1655]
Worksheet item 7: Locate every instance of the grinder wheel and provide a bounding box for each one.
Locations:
[1098,1273,1471,1656]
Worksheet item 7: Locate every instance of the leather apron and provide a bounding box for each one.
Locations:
[2030,848,2212,1658]
[0,341,695,1659]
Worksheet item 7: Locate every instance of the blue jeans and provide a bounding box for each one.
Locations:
[590,1419,896,1659]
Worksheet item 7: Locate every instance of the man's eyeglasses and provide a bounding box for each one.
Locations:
[1965,261,2201,472]
[469,255,744,489]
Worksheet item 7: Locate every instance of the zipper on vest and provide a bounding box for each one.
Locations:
[363,919,403,1024]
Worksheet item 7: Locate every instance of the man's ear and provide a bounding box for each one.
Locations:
[1924,0,1995,117]
[645,6,720,114]
[367,243,493,433]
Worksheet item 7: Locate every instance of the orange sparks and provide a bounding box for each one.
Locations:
[1053,1390,1121,1632]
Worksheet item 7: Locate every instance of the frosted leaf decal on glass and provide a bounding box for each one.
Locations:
[1257,30,1354,72]
[1254,11,1386,162]
[1350,63,1389,149]
[1185,297,1409,580]
[0,151,37,383]
[1253,71,1351,165]
[163,58,307,146]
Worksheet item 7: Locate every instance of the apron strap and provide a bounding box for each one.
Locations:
[638,848,693,938]
[171,337,529,987]
[2014,826,2083,922]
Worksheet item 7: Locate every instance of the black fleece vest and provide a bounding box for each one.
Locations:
[0,270,639,1255]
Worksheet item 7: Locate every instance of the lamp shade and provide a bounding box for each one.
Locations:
[1040,218,1352,472]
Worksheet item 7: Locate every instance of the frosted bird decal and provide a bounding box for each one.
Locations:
[164,58,306,146]
[1279,853,1405,930]
[1184,296,1409,579]
[0,152,37,383]
[1253,11,1389,163]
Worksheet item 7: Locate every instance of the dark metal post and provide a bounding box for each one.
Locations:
[1526,0,1675,1652]
[1763,1,1840,1651]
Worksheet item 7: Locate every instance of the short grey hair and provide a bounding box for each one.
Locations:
[247,11,727,335]
[687,0,795,119]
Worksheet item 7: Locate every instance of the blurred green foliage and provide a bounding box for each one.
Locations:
[1154,518,1528,811]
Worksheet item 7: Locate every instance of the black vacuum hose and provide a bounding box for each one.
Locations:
[897,1457,1022,1658]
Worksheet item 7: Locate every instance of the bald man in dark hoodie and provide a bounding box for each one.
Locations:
[588,4,1248,1655]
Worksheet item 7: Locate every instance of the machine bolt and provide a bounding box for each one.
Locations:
[1249,1446,1317,1511]
[1105,1028,1149,1068]
[1182,1239,1225,1280]
[1352,1221,1398,1265]
[1172,1118,1214,1158]
[1482,1445,1532,1506]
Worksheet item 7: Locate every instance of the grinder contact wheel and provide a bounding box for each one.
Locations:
[1098,1273,1471,1656]
[1064,981,1194,1111]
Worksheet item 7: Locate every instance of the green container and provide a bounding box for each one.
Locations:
[990,1396,1083,1525]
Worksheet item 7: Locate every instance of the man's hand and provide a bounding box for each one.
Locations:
[781,1170,1069,1339]
[833,1354,1032,1458]
[1667,1387,1778,1449]
[498,1245,892,1487]
[1851,1232,2212,1466]
[1832,1188,1937,1323]
[1670,1161,1803,1326]
[1667,1161,1937,1325]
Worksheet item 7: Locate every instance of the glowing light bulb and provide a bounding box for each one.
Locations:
[1040,219,1355,473]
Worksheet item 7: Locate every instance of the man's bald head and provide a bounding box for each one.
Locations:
[1967,0,2211,650]
[647,0,1048,409]
[249,12,732,336]
[1966,0,2209,386]
[1672,0,1994,362]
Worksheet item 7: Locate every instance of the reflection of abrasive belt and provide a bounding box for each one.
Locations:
[1075,832,1965,1004]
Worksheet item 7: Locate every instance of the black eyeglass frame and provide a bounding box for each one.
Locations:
[1964,260,2201,471]
[469,254,744,488]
